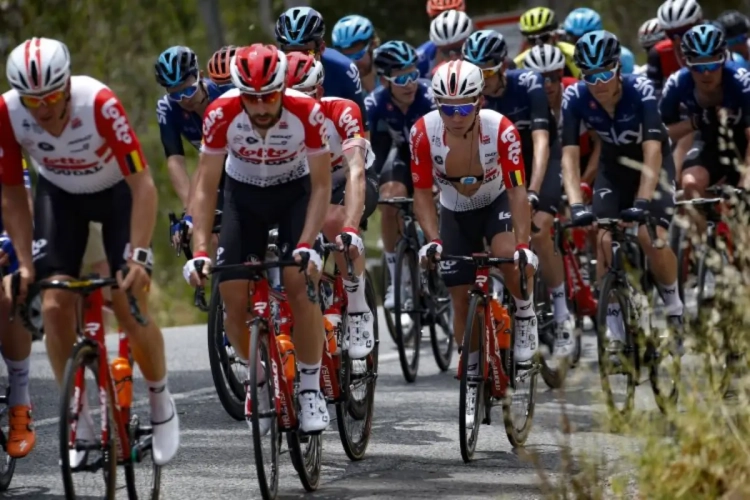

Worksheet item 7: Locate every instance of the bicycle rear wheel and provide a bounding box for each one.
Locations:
[123,413,162,500]
[249,322,281,500]
[394,239,422,382]
[288,429,322,491]
[0,390,16,491]
[428,269,454,372]
[59,341,117,500]
[502,315,538,447]
[535,275,565,389]
[459,294,485,463]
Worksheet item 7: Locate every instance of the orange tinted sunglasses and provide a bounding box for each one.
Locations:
[240,91,282,104]
[20,89,66,109]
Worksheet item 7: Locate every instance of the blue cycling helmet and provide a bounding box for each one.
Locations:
[563,8,603,37]
[574,30,621,71]
[332,15,374,49]
[155,46,198,88]
[681,24,726,59]
[373,41,418,76]
[275,7,326,46]
[619,46,635,74]
[462,30,508,65]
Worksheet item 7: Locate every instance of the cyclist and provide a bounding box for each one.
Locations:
[715,10,750,67]
[207,45,237,85]
[463,30,574,356]
[184,44,332,434]
[635,19,667,75]
[285,51,378,359]
[410,60,538,372]
[426,0,465,19]
[515,7,581,79]
[417,0,468,77]
[648,0,704,92]
[418,9,474,78]
[154,46,232,246]
[562,31,683,354]
[331,15,381,96]
[366,41,436,311]
[1,37,179,465]
[275,7,367,124]
[562,7,602,44]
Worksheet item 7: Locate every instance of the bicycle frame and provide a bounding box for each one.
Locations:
[554,221,597,317]
[320,272,344,402]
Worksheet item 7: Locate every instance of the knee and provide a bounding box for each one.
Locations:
[379,181,405,199]
[285,280,314,313]
[219,283,248,321]
[531,215,553,246]
[42,290,77,323]
[681,172,706,197]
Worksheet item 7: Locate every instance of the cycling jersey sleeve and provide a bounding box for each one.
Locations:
[497,116,526,188]
[659,73,682,125]
[201,98,232,155]
[371,130,392,173]
[282,96,329,155]
[328,99,366,144]
[732,68,750,128]
[93,88,148,177]
[0,97,25,187]
[646,47,664,90]
[635,77,664,142]
[341,61,369,132]
[561,86,583,148]
[157,96,185,158]
[522,72,550,132]
[364,93,379,132]
[409,119,433,189]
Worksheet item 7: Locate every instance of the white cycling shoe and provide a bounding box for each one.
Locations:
[554,316,576,359]
[346,311,374,359]
[151,397,180,465]
[298,390,329,434]
[246,383,273,437]
[514,316,539,363]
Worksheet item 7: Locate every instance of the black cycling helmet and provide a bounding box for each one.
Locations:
[574,30,621,71]
[275,7,326,46]
[681,24,726,59]
[373,41,419,76]
[462,30,508,65]
[155,46,198,88]
[716,10,750,40]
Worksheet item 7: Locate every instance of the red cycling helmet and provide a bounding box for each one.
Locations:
[426,0,466,19]
[207,45,237,85]
[285,51,325,92]
[230,44,288,93]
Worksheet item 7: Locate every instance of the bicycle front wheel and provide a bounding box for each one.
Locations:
[502,316,538,447]
[459,294,485,463]
[0,390,16,491]
[428,269,454,372]
[394,239,422,383]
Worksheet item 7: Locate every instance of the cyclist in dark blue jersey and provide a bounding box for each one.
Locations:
[715,11,750,68]
[661,24,750,199]
[332,15,381,97]
[463,30,575,356]
[366,40,436,309]
[275,7,368,125]
[562,31,683,352]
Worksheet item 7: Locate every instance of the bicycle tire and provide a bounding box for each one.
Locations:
[207,281,245,421]
[123,413,162,500]
[428,269,454,372]
[502,315,538,447]
[336,275,379,461]
[380,254,398,343]
[595,273,637,421]
[459,294,485,463]
[59,341,117,500]
[394,239,421,383]
[675,227,691,305]
[249,321,280,500]
[0,390,16,491]
[287,429,322,491]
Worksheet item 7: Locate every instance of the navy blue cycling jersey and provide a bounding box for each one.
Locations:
[562,74,668,168]
[321,48,368,130]
[416,41,437,78]
[365,79,436,146]
[660,62,750,132]
[157,79,233,157]
[483,69,555,153]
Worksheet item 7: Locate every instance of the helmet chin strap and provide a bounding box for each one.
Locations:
[462,105,480,138]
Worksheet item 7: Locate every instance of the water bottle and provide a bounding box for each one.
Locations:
[276,334,296,384]
[490,298,511,350]
[324,314,341,354]
[110,357,133,409]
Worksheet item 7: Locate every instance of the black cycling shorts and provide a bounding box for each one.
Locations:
[33,176,132,280]
[439,193,513,288]
[683,131,744,187]
[216,176,320,283]
[522,147,563,216]
[378,144,413,194]
[592,170,676,229]
[330,170,379,229]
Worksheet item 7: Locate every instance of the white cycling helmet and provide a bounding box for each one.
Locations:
[523,45,565,73]
[657,0,702,30]
[6,37,71,95]
[430,10,474,47]
[431,60,484,100]
[638,18,667,49]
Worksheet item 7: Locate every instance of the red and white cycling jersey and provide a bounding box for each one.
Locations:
[410,109,526,212]
[0,76,147,194]
[319,96,373,184]
[201,88,329,187]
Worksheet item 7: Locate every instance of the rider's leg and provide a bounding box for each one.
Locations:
[681,165,711,234]
[380,151,412,309]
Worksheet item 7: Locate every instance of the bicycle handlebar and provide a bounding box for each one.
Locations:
[378,197,414,206]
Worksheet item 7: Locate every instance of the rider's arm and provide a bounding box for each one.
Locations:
[95,88,156,250]
[298,102,332,247]
[581,133,600,186]
[157,96,191,207]
[659,73,694,141]
[646,47,664,92]
[342,60,369,134]
[561,86,584,205]
[497,118,530,245]
[410,120,439,241]
[526,71,551,193]
[335,99,371,229]
[638,81,665,201]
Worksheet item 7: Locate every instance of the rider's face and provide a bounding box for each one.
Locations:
[240,91,284,130]
[382,65,419,104]
[437,96,481,136]
[542,70,564,99]
[23,82,70,128]
[168,75,205,112]
[478,61,505,95]
[340,41,373,76]
[583,64,620,103]
[688,55,724,92]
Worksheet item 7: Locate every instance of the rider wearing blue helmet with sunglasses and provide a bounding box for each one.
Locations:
[564,31,683,353]
[332,15,381,96]
[562,8,602,43]
[661,24,750,201]
[366,40,436,310]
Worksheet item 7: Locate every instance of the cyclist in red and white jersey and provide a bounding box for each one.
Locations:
[285,51,378,360]
[183,44,332,434]
[0,37,179,466]
[410,62,538,397]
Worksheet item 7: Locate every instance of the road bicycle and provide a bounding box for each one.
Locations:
[14,270,160,499]
[378,197,454,382]
[429,250,537,462]
[591,217,679,420]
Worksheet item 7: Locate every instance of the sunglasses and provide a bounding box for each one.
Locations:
[240,90,283,104]
[20,88,66,109]
[527,32,553,45]
[481,62,504,78]
[438,101,478,117]
[344,44,370,61]
[542,71,563,84]
[169,80,200,102]
[686,57,724,73]
[583,64,619,85]
[384,69,420,86]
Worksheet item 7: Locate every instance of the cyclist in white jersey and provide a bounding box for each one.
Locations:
[0,37,179,466]
[183,44,333,434]
[411,62,539,386]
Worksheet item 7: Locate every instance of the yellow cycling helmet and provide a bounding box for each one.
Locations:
[519,7,557,36]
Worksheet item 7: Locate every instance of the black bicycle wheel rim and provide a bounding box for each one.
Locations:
[459,294,485,463]
[380,254,397,343]
[394,241,421,382]
[429,270,454,372]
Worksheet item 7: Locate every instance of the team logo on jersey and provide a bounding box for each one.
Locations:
[71,117,83,129]
[246,136,259,145]
[433,156,443,165]
[101,97,134,144]
[338,107,361,138]
[38,142,54,151]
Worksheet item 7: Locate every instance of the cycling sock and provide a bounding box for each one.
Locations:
[298,361,321,393]
[658,281,683,316]
[385,252,396,286]
[4,357,29,407]
[146,376,173,423]
[550,284,569,322]
[468,351,479,376]
[343,273,368,313]
[512,295,534,319]
[606,303,624,340]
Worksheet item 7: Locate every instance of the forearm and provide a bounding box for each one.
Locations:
[191,182,218,255]
[529,132,549,192]
[2,187,33,268]
[582,138,600,185]
[508,187,531,244]
[637,148,661,200]
[299,183,330,247]
[342,151,366,229]
[561,149,583,205]
[167,156,191,208]
[413,188,439,241]
[129,180,158,249]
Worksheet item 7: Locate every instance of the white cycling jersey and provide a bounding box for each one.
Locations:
[319,96,373,184]
[410,109,526,212]
[0,75,147,193]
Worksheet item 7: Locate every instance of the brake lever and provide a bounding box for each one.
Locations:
[193,261,208,311]
[297,253,318,304]
[168,212,181,257]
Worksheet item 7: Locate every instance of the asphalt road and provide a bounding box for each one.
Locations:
[3,310,664,499]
